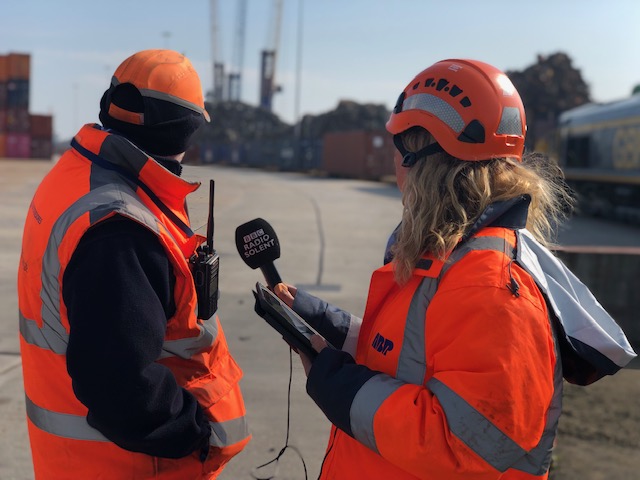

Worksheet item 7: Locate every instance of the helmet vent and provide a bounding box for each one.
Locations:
[496,107,523,135]
[436,79,450,91]
[393,91,406,114]
[457,120,485,143]
[449,85,463,97]
[460,96,472,108]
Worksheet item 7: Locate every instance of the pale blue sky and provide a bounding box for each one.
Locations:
[2,0,639,140]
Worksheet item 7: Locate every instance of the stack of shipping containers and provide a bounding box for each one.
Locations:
[0,55,6,157]
[0,52,53,159]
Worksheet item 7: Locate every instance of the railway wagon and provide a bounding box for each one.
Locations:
[557,95,640,223]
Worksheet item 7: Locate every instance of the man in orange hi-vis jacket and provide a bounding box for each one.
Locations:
[18,49,250,479]
[275,59,636,479]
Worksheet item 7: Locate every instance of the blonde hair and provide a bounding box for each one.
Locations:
[391,128,573,284]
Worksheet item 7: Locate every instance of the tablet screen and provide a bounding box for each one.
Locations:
[257,284,320,341]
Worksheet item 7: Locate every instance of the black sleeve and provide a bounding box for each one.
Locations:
[291,289,353,349]
[63,216,211,459]
[306,347,379,437]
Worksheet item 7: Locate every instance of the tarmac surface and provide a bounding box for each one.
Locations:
[1,158,639,479]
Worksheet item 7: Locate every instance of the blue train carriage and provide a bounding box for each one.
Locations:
[557,94,640,223]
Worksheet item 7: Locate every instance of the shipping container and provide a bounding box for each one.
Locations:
[322,130,396,180]
[0,56,7,82]
[6,79,29,109]
[7,53,30,80]
[6,132,30,158]
[6,108,30,132]
[31,137,53,159]
[296,139,323,171]
[30,114,53,138]
[0,133,5,158]
[200,142,229,164]
[0,82,6,110]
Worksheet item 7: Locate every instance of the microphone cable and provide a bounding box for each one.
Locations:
[251,348,308,480]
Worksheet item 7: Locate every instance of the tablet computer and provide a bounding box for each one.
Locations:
[253,282,332,359]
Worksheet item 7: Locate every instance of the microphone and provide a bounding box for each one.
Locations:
[235,218,283,289]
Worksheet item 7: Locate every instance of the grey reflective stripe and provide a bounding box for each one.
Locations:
[342,314,362,357]
[27,393,250,449]
[397,237,511,385]
[19,311,68,354]
[159,317,218,360]
[350,374,405,454]
[395,277,437,384]
[27,180,197,360]
[208,417,250,448]
[429,234,562,474]
[25,394,109,442]
[497,107,523,135]
[140,88,208,117]
[32,185,159,354]
[428,377,527,472]
[111,76,208,117]
[510,341,562,475]
[441,236,512,279]
[401,93,465,132]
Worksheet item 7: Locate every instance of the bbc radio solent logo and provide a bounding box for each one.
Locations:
[243,228,276,258]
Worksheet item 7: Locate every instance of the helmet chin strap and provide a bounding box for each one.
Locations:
[393,134,445,167]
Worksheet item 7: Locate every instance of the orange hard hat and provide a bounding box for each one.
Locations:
[110,49,210,123]
[386,59,526,162]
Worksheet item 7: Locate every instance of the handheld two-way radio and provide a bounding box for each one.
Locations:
[191,180,220,320]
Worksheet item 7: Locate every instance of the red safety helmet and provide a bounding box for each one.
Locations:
[386,59,526,162]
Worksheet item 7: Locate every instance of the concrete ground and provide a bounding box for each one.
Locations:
[1,159,639,479]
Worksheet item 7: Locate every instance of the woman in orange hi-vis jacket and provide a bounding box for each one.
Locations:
[275,59,636,479]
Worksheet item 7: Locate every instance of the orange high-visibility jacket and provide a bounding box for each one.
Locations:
[309,227,561,480]
[18,124,250,479]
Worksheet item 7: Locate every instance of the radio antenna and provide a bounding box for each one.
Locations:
[206,180,215,254]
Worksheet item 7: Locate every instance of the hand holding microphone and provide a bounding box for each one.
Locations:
[235,218,329,370]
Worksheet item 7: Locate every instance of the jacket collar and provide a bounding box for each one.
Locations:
[73,124,200,206]
[382,195,531,275]
[460,194,530,242]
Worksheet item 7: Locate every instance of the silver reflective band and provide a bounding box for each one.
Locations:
[159,319,218,360]
[38,185,158,355]
[442,236,510,278]
[25,395,109,442]
[32,180,205,361]
[350,374,404,454]
[208,417,250,448]
[395,277,436,385]
[139,88,209,119]
[27,393,250,449]
[497,107,523,135]
[436,234,561,474]
[19,311,68,354]
[402,93,465,133]
[111,76,208,119]
[427,377,527,472]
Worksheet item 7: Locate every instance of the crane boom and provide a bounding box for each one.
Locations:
[228,0,247,102]
[259,0,284,110]
[210,0,225,103]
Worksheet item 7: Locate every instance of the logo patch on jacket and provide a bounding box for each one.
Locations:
[371,333,394,355]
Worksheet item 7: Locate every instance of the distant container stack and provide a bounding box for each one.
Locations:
[0,52,53,159]
[322,130,396,180]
